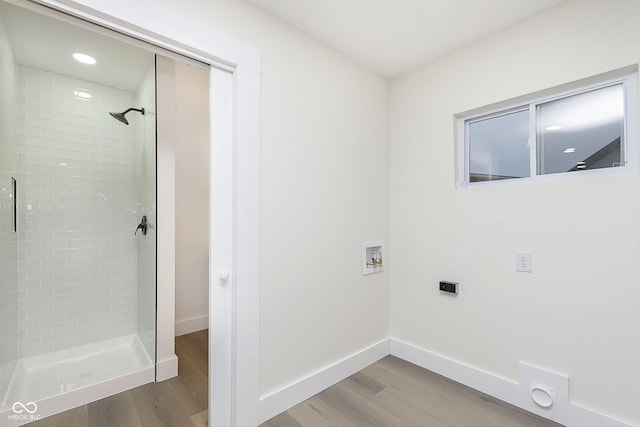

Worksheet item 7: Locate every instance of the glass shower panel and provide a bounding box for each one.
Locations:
[0,7,18,408]
[0,1,157,415]
[135,58,157,361]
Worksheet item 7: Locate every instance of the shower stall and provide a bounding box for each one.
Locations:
[0,2,157,424]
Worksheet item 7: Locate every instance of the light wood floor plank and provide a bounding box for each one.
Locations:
[190,409,208,427]
[317,381,403,427]
[87,391,143,427]
[24,405,88,427]
[127,381,177,427]
[260,411,304,427]
[287,396,361,427]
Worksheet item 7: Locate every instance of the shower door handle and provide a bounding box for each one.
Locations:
[135,215,148,236]
[12,177,16,232]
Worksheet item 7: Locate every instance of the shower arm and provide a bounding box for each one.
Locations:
[122,107,145,115]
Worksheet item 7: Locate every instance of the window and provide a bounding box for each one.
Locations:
[458,72,637,186]
[467,108,530,182]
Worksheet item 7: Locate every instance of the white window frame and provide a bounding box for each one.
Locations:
[457,71,638,188]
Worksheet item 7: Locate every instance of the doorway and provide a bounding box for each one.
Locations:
[1,0,261,425]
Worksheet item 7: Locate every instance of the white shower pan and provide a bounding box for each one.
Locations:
[0,334,154,426]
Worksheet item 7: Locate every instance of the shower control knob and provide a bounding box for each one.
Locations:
[219,270,230,281]
[135,215,148,236]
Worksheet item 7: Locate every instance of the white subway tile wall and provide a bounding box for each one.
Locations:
[16,65,143,358]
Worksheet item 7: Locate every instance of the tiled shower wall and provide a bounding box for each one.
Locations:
[0,13,18,399]
[16,65,141,358]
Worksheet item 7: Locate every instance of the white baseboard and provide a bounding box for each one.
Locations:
[258,338,390,423]
[156,354,179,382]
[175,314,209,336]
[390,338,635,427]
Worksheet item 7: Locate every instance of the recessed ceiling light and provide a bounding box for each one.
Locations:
[73,53,96,65]
[545,125,562,131]
[563,147,576,154]
[577,165,587,169]
[73,90,92,100]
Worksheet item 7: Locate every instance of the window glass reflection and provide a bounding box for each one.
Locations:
[469,109,530,182]
[537,84,625,175]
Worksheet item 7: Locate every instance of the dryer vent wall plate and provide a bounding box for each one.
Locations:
[531,386,554,408]
[519,362,569,415]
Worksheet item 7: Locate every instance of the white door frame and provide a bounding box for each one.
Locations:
[14,1,262,425]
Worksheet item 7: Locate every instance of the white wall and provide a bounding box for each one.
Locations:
[173,60,210,336]
[189,1,391,395]
[69,0,390,397]
[389,0,640,424]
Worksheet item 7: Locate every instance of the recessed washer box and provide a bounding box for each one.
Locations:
[362,241,384,275]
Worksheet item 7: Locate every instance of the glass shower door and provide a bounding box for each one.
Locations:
[0,11,18,408]
[135,57,157,364]
[0,2,157,418]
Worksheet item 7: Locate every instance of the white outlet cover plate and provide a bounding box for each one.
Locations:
[516,251,532,272]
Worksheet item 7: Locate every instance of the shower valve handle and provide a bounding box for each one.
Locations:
[135,215,148,236]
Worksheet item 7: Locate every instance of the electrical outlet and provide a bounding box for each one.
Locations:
[516,252,532,272]
[439,281,458,294]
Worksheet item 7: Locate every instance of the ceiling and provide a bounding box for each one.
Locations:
[1,0,570,87]
[0,1,153,92]
[246,0,569,78]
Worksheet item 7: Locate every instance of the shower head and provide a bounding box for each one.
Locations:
[109,111,129,125]
[108,107,145,125]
